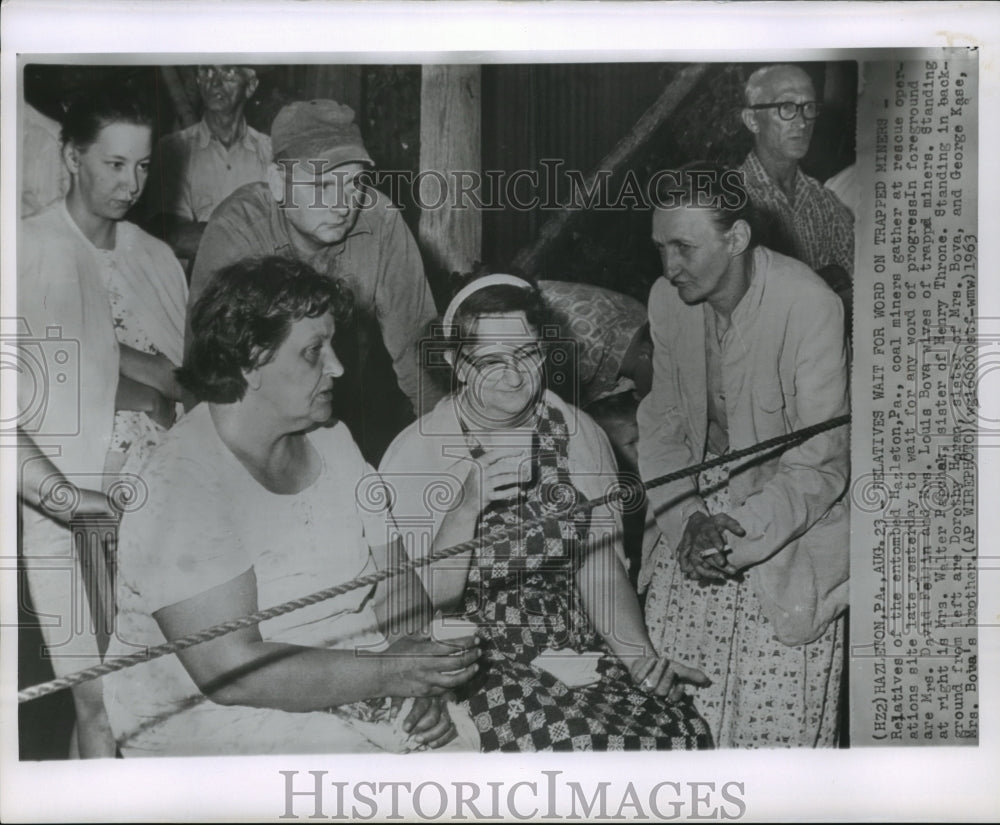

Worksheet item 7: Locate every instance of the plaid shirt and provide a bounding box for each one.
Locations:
[739,151,855,278]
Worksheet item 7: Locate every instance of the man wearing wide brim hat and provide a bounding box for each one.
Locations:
[189,99,439,461]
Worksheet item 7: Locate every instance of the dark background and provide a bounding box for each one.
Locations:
[24,60,856,305]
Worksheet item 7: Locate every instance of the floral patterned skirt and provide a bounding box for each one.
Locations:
[644,464,844,748]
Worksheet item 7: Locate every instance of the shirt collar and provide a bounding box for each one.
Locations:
[195,116,252,150]
[731,246,767,328]
[745,150,806,205]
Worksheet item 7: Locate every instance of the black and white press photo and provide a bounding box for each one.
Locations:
[1,2,996,822]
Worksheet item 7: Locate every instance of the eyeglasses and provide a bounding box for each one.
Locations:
[460,343,544,373]
[197,66,243,83]
[748,101,821,121]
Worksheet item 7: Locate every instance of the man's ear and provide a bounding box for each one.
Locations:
[726,219,752,257]
[267,162,286,204]
[740,108,759,135]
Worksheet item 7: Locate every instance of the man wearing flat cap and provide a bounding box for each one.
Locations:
[189,99,438,461]
[739,64,854,312]
[144,65,272,262]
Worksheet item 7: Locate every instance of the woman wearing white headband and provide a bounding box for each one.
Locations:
[379,273,713,751]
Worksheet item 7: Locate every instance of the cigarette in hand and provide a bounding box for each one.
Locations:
[698,546,735,575]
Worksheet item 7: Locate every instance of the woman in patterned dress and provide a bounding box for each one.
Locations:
[379,274,713,751]
[57,85,189,475]
[638,163,850,747]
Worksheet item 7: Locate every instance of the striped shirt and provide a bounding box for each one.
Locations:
[739,151,855,278]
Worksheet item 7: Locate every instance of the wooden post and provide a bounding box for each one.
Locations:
[158,66,199,130]
[511,63,712,277]
[418,65,482,280]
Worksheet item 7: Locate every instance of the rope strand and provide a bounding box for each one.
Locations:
[17,414,848,704]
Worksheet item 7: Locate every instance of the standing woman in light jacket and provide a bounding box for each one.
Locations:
[638,162,850,747]
[18,81,187,757]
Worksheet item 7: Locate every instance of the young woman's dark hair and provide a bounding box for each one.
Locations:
[60,83,155,149]
[179,256,354,403]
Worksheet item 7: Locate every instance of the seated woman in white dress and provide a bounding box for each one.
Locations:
[103,257,480,756]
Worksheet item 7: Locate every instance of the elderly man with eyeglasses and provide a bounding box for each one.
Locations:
[738,64,854,314]
[143,65,272,262]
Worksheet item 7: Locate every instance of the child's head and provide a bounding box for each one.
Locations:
[585,391,640,473]
[620,322,653,400]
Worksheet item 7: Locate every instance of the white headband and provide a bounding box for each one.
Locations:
[442,273,533,336]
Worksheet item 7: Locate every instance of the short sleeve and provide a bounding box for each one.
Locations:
[118,453,251,612]
[309,421,398,552]
[355,461,398,551]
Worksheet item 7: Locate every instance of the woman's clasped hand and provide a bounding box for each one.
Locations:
[376,631,481,697]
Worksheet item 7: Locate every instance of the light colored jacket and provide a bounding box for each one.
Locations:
[637,245,850,645]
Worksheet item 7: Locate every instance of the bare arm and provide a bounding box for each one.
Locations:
[154,567,480,711]
[371,539,435,641]
[575,537,649,662]
[115,374,176,430]
[422,470,479,615]
[119,344,184,401]
[424,448,529,613]
[575,537,709,698]
[17,429,117,523]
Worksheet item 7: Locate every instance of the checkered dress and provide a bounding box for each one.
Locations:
[456,402,713,751]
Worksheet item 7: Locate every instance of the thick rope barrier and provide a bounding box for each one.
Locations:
[17,414,849,704]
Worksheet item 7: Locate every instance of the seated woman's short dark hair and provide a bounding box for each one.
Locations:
[179,256,354,404]
[449,283,551,345]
